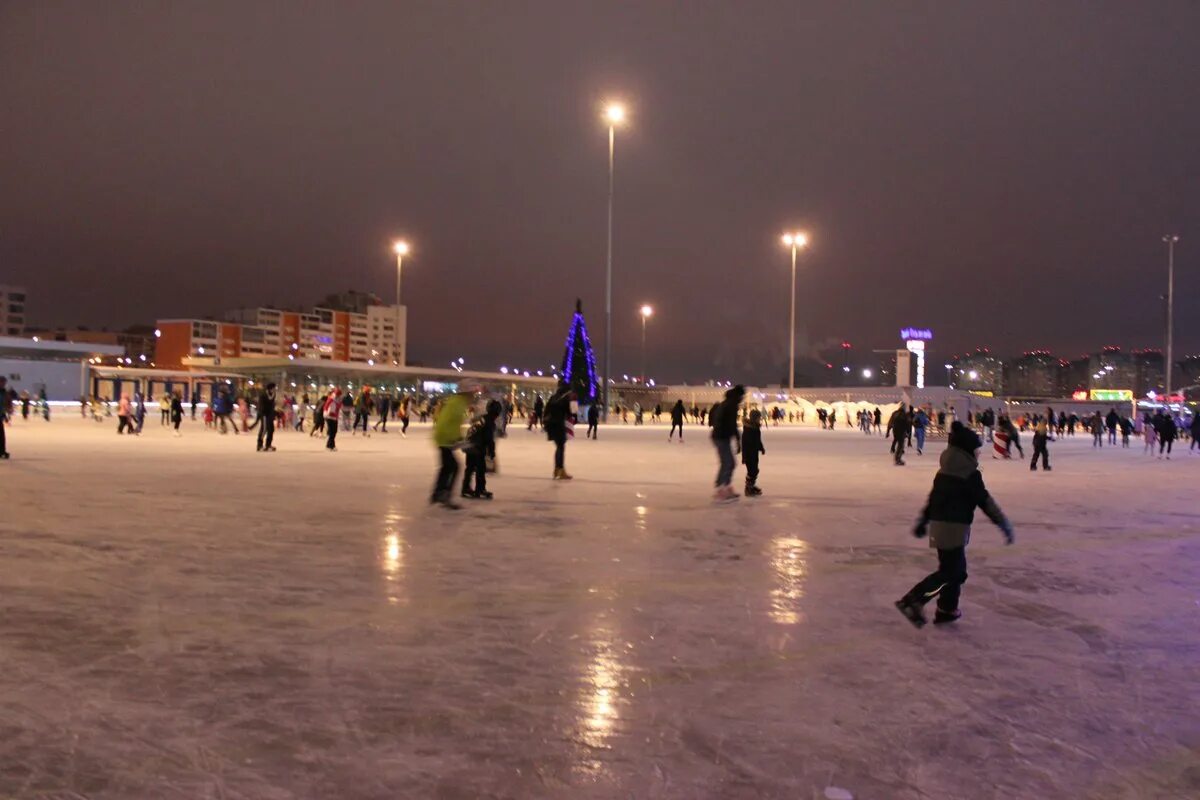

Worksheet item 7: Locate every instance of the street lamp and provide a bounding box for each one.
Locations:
[639,304,653,383]
[780,231,810,392]
[392,240,410,306]
[602,101,627,421]
[1163,235,1179,405]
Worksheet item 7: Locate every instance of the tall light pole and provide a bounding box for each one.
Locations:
[392,240,410,306]
[602,101,626,420]
[1163,235,1179,406]
[639,304,653,383]
[780,232,809,393]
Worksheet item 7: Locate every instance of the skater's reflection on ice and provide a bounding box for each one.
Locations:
[634,505,648,532]
[770,536,809,625]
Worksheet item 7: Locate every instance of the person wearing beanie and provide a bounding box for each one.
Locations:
[710,385,745,502]
[741,408,766,496]
[896,421,1014,626]
[1030,419,1053,471]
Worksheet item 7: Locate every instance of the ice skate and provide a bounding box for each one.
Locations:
[933,609,962,625]
[713,486,739,503]
[553,468,573,480]
[895,598,926,628]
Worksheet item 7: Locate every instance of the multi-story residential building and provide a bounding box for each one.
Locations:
[1003,350,1062,397]
[155,293,406,368]
[0,285,27,336]
[948,349,1003,394]
[1088,346,1138,395]
[1132,349,1164,397]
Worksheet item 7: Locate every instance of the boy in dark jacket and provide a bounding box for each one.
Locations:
[462,400,500,499]
[741,409,766,496]
[896,422,1014,626]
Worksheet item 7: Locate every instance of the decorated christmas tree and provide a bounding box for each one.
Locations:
[561,299,599,401]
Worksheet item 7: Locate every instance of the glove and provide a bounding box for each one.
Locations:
[1000,521,1015,545]
[912,521,928,539]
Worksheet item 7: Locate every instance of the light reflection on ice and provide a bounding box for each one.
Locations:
[577,620,625,760]
[770,536,809,624]
[381,509,407,606]
[634,506,648,532]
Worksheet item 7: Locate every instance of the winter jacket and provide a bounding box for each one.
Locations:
[257,389,277,419]
[710,391,743,441]
[1192,415,1200,439]
[741,426,765,463]
[465,412,498,457]
[323,394,342,420]
[886,409,910,439]
[1156,415,1177,442]
[118,397,132,416]
[543,390,571,439]
[434,393,470,447]
[671,402,685,424]
[917,446,1009,550]
[587,404,599,424]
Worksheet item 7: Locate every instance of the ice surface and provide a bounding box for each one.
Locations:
[1,416,1198,798]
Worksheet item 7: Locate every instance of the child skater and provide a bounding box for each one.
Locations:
[896,422,1014,626]
[741,408,766,497]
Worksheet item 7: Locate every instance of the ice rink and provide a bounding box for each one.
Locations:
[1,414,1197,799]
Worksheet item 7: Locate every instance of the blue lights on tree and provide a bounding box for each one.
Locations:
[562,299,598,401]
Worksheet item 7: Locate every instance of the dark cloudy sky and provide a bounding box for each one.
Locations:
[2,1,1198,383]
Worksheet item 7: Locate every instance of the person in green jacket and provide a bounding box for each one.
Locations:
[431,388,473,508]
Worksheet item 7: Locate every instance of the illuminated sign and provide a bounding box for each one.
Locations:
[1089,389,1133,402]
[969,390,995,398]
[1072,390,1088,401]
[901,328,933,341]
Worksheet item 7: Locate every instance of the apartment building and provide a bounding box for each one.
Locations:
[0,285,27,336]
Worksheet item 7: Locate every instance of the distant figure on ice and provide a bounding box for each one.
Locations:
[322,389,343,451]
[1000,415,1023,458]
[896,422,1014,627]
[1191,413,1200,453]
[0,377,11,459]
[1091,411,1104,448]
[669,399,685,442]
[1155,410,1176,459]
[252,382,277,452]
[170,390,183,437]
[528,394,544,431]
[710,385,745,503]
[1030,419,1052,471]
[913,407,929,455]
[544,381,575,480]
[1105,408,1119,446]
[741,409,766,497]
[585,402,599,439]
[886,406,909,466]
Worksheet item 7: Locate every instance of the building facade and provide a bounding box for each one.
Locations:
[155,294,406,368]
[1003,351,1062,397]
[0,285,27,337]
[948,350,1003,394]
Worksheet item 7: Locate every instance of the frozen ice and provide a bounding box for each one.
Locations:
[0,416,1197,798]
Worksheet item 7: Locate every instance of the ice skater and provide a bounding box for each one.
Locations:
[544,381,574,480]
[741,408,766,496]
[669,399,685,441]
[886,406,909,465]
[431,387,472,508]
[710,385,744,502]
[170,390,184,436]
[323,389,342,451]
[896,422,1014,627]
[252,382,277,452]
[1155,411,1176,459]
[1030,419,1052,471]
[0,377,11,459]
[462,399,500,500]
[586,401,599,439]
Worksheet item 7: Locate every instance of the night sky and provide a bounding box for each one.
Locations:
[3,2,1198,383]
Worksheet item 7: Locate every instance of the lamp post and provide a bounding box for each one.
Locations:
[392,240,410,306]
[780,232,809,392]
[1163,235,1179,406]
[602,102,626,421]
[639,304,653,383]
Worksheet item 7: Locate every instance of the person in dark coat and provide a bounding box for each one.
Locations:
[250,383,278,451]
[1191,413,1200,453]
[1155,411,1177,459]
[462,400,500,499]
[0,377,10,459]
[585,401,599,439]
[886,406,910,466]
[741,409,766,496]
[1030,420,1052,471]
[528,394,544,431]
[669,399,686,441]
[710,385,745,501]
[543,383,573,479]
[896,422,1014,626]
